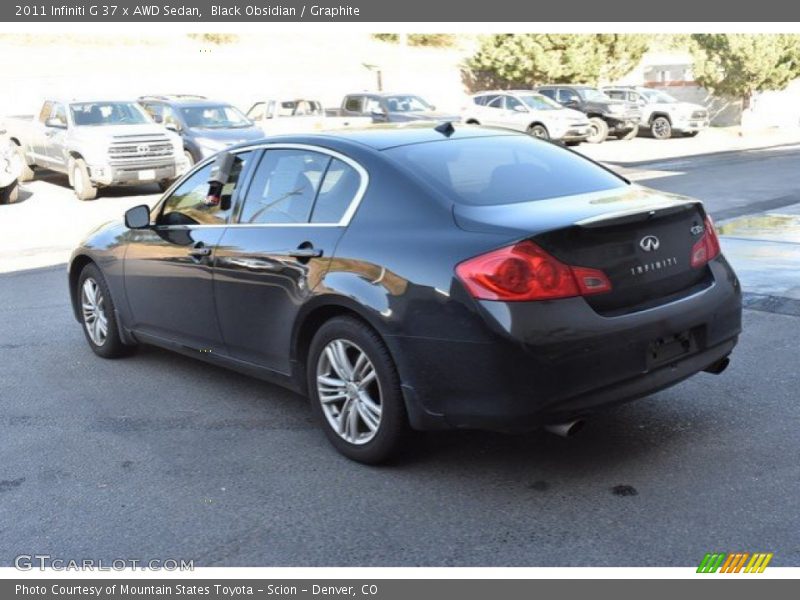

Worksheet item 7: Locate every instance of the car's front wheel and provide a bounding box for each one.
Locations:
[77,263,134,358]
[527,123,549,140]
[586,117,609,143]
[71,159,98,201]
[307,317,408,464]
[650,116,672,140]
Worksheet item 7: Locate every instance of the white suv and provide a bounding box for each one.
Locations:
[462,91,591,144]
[603,86,709,140]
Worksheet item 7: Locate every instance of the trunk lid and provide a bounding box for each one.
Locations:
[454,186,713,314]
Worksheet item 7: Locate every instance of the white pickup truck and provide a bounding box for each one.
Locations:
[4,98,186,200]
[1,128,21,204]
[245,98,372,135]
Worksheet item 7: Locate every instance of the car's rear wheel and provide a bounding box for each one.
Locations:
[527,123,549,140]
[184,150,196,167]
[586,117,609,143]
[13,142,35,182]
[71,159,98,201]
[77,263,133,358]
[0,182,19,204]
[650,116,672,140]
[308,316,407,464]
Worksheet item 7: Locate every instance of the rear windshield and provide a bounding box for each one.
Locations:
[384,135,627,205]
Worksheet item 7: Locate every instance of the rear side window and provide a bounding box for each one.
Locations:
[310,159,361,224]
[344,97,362,112]
[384,135,626,206]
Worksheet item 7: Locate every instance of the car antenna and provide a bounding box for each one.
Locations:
[434,121,456,137]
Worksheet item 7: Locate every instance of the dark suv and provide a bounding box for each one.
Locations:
[536,85,641,144]
[139,95,264,166]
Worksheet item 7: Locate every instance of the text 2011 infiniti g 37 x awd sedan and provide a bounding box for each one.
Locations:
[68,124,741,463]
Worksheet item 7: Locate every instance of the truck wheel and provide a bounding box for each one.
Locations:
[184,151,195,167]
[71,159,98,201]
[14,143,35,182]
[0,183,20,204]
[527,124,549,140]
[650,116,672,140]
[617,127,638,140]
[586,118,609,144]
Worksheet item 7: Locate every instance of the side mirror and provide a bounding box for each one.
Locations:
[429,104,437,111]
[125,204,151,229]
[564,100,579,108]
[165,123,180,133]
[152,114,164,124]
[512,105,527,113]
[45,118,66,129]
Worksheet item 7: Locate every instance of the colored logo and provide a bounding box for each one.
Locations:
[697,552,773,573]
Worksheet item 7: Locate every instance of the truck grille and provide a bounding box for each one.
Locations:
[108,134,175,167]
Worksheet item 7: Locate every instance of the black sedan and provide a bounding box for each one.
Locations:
[68,125,742,463]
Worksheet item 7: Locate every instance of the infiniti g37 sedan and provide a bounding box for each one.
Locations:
[68,125,741,463]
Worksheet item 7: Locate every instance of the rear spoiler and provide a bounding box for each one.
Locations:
[575,199,704,229]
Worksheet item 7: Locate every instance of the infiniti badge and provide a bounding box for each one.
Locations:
[639,235,660,252]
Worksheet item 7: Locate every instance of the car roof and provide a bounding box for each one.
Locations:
[48,97,137,105]
[344,92,424,98]
[537,84,595,89]
[139,96,231,107]
[228,123,521,152]
[473,90,543,95]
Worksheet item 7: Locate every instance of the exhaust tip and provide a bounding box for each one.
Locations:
[544,419,585,438]
[703,356,730,375]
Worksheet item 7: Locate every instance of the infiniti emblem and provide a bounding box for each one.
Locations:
[639,235,660,252]
[136,144,150,154]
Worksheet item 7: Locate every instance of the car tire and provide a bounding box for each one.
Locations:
[158,179,175,193]
[617,126,638,140]
[586,117,609,143]
[307,316,408,464]
[184,150,196,168]
[527,123,550,140]
[0,182,19,204]
[71,159,98,201]
[77,263,135,359]
[14,143,35,182]
[650,116,672,140]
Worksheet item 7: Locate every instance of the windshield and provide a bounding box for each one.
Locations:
[641,89,678,104]
[518,94,561,111]
[579,89,611,102]
[385,135,626,206]
[180,105,253,129]
[70,102,150,126]
[383,95,433,112]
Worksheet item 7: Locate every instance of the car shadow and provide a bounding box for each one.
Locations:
[32,169,161,197]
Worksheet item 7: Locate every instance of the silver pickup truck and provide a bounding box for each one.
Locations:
[5,98,185,200]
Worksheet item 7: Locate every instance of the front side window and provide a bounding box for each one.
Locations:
[159,151,251,226]
[344,97,363,112]
[179,105,252,129]
[557,89,579,103]
[51,103,68,127]
[70,102,150,126]
[238,149,330,224]
[383,95,432,112]
[518,94,561,111]
[505,96,525,111]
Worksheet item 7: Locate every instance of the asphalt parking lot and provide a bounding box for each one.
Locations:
[1,133,800,567]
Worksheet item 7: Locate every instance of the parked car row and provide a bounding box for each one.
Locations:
[1,85,710,201]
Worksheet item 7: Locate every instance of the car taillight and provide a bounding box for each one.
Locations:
[690,216,721,268]
[455,240,612,302]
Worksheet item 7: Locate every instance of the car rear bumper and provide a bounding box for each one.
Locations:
[389,257,742,432]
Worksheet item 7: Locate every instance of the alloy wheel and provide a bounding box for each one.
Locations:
[316,339,382,445]
[81,277,108,346]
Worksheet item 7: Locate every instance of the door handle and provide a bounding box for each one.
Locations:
[188,246,212,258]
[288,248,323,259]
